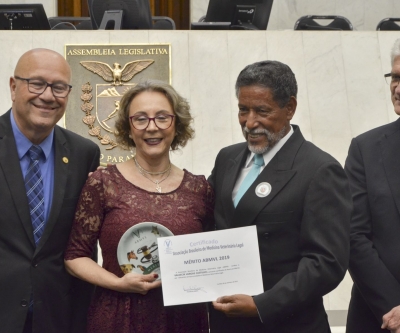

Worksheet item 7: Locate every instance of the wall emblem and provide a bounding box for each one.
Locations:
[65,44,171,164]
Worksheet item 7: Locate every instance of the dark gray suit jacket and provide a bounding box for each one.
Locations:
[208,125,351,333]
[0,110,100,333]
[345,119,400,333]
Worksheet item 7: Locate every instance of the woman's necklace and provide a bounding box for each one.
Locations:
[133,156,171,175]
[134,156,171,193]
[138,168,171,193]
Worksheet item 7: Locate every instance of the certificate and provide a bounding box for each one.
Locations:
[157,225,264,306]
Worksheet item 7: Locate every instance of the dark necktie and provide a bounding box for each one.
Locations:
[25,145,45,245]
[234,154,264,207]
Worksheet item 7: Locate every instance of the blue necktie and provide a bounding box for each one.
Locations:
[25,145,45,246]
[234,154,264,207]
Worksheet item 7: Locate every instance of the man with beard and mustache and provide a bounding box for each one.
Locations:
[208,60,351,333]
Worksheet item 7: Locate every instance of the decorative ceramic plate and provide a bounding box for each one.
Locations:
[117,222,174,279]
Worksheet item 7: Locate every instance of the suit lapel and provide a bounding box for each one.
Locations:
[35,127,69,252]
[231,126,303,228]
[220,146,248,228]
[0,111,35,246]
[381,118,400,217]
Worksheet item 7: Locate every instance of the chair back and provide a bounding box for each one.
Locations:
[376,18,400,31]
[294,15,353,31]
[152,16,176,30]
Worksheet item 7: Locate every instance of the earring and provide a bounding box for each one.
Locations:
[129,134,132,139]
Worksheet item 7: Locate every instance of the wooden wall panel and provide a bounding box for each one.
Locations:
[74,0,82,16]
[58,0,189,29]
[81,0,89,17]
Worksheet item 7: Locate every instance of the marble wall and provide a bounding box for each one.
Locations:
[0,30,398,330]
[0,0,57,18]
[191,0,400,31]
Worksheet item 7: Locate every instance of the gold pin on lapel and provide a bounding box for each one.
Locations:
[62,157,69,164]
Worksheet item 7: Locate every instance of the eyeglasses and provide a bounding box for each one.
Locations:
[15,76,72,98]
[129,114,175,130]
[384,73,400,86]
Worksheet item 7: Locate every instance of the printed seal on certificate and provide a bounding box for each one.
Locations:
[117,222,174,279]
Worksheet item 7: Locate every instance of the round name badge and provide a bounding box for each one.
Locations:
[255,182,272,198]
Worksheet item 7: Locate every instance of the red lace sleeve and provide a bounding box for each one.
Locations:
[65,170,105,260]
[203,179,215,231]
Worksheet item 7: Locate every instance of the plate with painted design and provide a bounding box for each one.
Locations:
[117,222,174,279]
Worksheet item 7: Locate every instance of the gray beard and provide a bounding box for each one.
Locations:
[243,125,288,154]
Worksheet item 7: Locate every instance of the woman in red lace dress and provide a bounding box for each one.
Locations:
[64,81,214,333]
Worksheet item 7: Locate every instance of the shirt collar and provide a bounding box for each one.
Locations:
[10,109,54,160]
[245,125,294,167]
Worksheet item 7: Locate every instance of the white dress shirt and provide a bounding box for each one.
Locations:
[232,125,294,203]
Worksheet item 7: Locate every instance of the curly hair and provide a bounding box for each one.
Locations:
[235,60,298,108]
[114,80,194,150]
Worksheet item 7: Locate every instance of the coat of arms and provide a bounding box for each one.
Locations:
[65,44,171,164]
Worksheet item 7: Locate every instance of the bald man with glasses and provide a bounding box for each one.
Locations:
[0,48,100,333]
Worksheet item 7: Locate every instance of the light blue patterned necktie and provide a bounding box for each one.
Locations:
[24,145,45,246]
[234,154,264,207]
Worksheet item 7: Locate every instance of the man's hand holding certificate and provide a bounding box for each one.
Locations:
[157,225,263,306]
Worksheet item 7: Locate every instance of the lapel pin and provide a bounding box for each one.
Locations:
[255,182,271,198]
[62,157,69,164]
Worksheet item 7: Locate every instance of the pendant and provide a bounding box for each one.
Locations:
[156,184,162,193]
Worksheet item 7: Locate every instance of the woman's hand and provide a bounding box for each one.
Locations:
[116,272,161,295]
[65,257,161,295]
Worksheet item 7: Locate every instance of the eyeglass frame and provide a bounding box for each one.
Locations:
[129,114,175,130]
[14,76,72,98]
[384,72,400,86]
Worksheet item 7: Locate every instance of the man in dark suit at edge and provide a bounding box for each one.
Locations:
[345,38,400,333]
[208,60,351,333]
[0,48,100,333]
